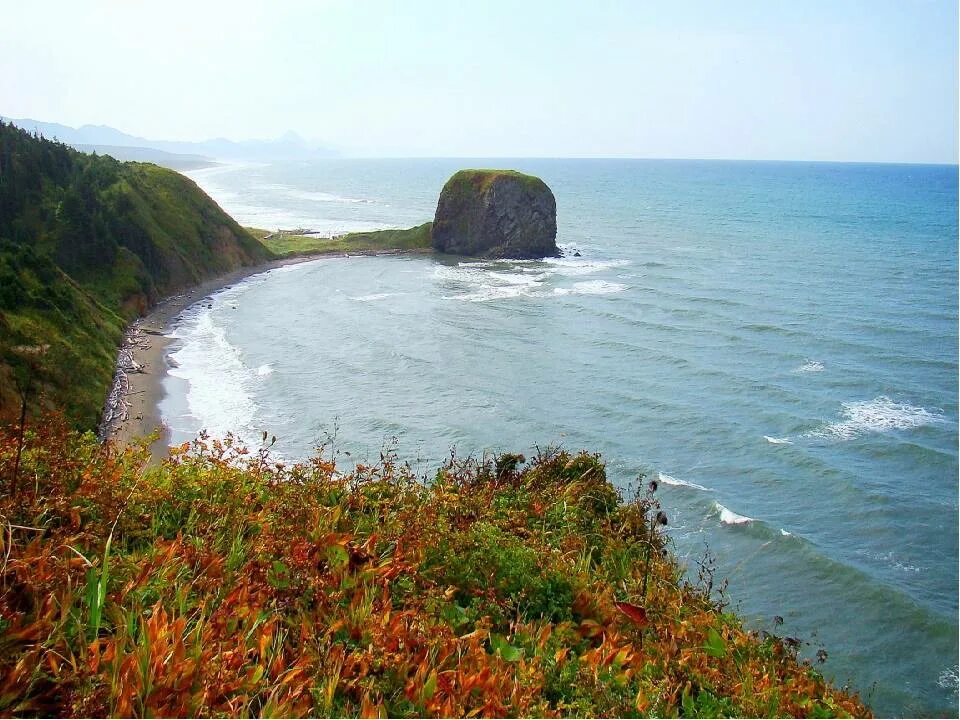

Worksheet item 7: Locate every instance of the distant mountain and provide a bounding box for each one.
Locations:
[0,117,338,162]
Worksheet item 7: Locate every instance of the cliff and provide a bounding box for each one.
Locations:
[0,121,272,426]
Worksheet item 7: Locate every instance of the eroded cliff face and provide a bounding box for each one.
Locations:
[431,170,559,259]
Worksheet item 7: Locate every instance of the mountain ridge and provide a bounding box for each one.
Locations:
[0,116,338,162]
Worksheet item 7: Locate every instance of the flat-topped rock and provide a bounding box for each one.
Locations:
[431,170,559,259]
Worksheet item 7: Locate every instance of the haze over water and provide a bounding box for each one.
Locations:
[160,159,958,716]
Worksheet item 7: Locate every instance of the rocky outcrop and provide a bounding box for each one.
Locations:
[431,170,559,259]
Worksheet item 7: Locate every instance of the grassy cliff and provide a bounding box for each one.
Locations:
[0,419,870,717]
[0,122,272,427]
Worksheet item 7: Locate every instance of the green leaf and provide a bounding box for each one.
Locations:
[268,560,291,589]
[491,634,524,662]
[327,544,349,569]
[704,627,727,658]
[422,669,438,700]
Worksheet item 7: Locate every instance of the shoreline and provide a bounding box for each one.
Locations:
[101,247,431,457]
[101,255,317,455]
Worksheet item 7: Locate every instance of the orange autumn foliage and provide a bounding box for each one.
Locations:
[0,415,871,717]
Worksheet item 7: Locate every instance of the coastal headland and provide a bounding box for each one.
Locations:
[0,127,873,717]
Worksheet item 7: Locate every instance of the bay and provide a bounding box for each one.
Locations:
[161,158,958,716]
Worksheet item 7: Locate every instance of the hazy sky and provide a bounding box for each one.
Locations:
[3,0,957,162]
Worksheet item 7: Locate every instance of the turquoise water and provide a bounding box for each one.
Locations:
[161,159,958,716]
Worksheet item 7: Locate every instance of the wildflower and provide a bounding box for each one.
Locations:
[656,510,668,525]
[647,478,658,494]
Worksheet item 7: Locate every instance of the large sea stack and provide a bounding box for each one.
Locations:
[431,169,559,259]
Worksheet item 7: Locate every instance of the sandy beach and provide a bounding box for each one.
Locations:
[101,256,319,456]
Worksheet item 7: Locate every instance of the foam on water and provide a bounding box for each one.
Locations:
[552,280,628,296]
[540,257,632,277]
[713,502,755,525]
[795,360,825,373]
[166,308,258,442]
[446,284,534,302]
[260,183,374,204]
[348,292,402,302]
[272,261,315,274]
[256,364,274,377]
[184,169,391,233]
[764,435,793,445]
[857,549,925,574]
[658,472,712,491]
[938,666,959,690]
[809,396,945,440]
[436,257,630,301]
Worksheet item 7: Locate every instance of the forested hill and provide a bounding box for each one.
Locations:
[0,121,273,427]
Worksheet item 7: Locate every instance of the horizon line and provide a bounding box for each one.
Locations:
[328,155,959,167]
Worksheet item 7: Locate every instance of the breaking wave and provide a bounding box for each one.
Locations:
[658,472,712,491]
[808,396,945,440]
[713,502,755,525]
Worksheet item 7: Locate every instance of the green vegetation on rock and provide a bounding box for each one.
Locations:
[0,121,272,426]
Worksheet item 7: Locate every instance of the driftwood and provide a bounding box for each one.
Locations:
[97,322,152,441]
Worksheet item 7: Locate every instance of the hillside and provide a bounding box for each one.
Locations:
[0,419,870,717]
[0,121,272,427]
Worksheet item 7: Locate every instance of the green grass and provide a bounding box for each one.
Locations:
[253,222,433,257]
[442,169,547,195]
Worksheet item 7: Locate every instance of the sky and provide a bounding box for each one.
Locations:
[2,0,957,162]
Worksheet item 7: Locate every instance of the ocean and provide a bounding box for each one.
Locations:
[159,158,958,716]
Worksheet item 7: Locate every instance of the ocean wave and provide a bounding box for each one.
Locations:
[541,257,631,277]
[808,396,945,440]
[764,435,793,445]
[552,280,628,296]
[348,292,401,302]
[938,666,959,690]
[271,261,316,274]
[488,271,547,286]
[794,360,824,373]
[657,472,712,491]
[260,183,374,204]
[436,258,630,302]
[256,363,274,377]
[166,309,258,441]
[856,549,925,574]
[443,284,533,302]
[713,501,754,525]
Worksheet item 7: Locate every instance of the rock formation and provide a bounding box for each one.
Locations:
[431,170,559,259]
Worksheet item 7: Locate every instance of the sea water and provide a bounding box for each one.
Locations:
[159,159,958,716]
